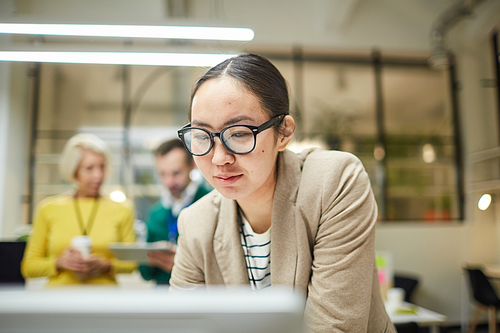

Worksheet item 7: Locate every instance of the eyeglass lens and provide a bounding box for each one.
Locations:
[184,126,255,155]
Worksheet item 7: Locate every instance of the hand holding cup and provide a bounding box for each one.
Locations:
[56,247,87,273]
[56,236,110,280]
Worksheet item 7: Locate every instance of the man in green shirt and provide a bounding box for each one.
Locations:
[139,139,211,284]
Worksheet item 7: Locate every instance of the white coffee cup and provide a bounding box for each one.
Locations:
[386,287,405,312]
[71,236,92,259]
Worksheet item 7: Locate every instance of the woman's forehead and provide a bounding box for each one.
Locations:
[191,78,266,127]
[193,77,252,106]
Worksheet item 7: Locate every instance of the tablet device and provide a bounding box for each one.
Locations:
[109,242,176,263]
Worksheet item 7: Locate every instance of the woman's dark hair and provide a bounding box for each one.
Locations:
[189,54,289,133]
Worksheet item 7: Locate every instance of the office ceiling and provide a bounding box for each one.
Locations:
[2,0,468,51]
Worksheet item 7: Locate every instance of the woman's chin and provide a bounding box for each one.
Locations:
[215,186,247,201]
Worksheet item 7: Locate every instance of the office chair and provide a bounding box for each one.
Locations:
[464,268,500,333]
[394,322,419,333]
[0,241,26,285]
[394,273,419,303]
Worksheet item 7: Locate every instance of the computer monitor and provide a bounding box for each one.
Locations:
[0,286,305,333]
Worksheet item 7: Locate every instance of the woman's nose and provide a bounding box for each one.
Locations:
[211,138,234,165]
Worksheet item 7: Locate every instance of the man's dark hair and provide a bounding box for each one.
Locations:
[155,138,193,165]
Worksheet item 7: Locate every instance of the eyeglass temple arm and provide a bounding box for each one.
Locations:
[256,114,285,132]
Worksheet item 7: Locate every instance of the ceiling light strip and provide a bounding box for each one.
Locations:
[0,51,235,66]
[0,23,254,41]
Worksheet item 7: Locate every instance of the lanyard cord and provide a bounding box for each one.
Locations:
[73,195,100,236]
[237,205,258,289]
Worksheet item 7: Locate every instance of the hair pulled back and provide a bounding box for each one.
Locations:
[190,54,290,129]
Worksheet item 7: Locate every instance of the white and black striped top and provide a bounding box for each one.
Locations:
[239,215,271,290]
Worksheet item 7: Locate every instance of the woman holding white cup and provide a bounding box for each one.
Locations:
[22,134,137,286]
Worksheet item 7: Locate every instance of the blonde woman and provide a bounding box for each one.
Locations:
[22,133,136,286]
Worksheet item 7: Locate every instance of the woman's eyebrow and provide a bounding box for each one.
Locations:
[191,119,211,128]
[222,115,255,127]
[192,115,256,129]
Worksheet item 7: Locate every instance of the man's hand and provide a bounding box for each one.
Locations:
[147,250,175,272]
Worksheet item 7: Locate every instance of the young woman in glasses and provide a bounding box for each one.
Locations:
[171,54,395,333]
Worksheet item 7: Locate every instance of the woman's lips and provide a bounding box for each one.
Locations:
[214,174,242,186]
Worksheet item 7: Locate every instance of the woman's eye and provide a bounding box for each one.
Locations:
[194,135,209,141]
[230,132,251,139]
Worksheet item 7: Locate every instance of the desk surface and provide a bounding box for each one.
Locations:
[387,302,447,326]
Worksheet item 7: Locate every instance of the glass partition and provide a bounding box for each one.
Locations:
[28,52,462,223]
[382,66,459,221]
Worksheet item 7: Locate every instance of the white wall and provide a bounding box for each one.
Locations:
[0,60,10,238]
[454,3,500,324]
[450,0,500,267]
[0,1,33,237]
[375,224,465,322]
[0,60,31,238]
[0,0,13,236]
[0,62,30,238]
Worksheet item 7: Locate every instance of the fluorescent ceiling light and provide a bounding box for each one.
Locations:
[0,51,234,66]
[0,23,254,41]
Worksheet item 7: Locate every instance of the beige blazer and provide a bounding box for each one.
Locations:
[171,149,396,333]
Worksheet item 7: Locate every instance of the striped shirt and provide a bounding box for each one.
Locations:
[239,214,271,290]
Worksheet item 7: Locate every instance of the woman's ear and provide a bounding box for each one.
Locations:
[277,115,295,151]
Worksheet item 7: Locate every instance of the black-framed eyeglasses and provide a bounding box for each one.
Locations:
[177,114,285,156]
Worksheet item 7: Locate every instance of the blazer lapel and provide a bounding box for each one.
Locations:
[212,150,307,287]
[270,150,303,286]
[213,196,249,285]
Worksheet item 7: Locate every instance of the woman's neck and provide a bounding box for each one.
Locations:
[74,190,99,198]
[237,182,275,234]
[236,158,279,234]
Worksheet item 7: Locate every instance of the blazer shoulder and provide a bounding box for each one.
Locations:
[297,149,373,213]
[304,149,362,164]
[178,190,221,231]
[301,149,366,179]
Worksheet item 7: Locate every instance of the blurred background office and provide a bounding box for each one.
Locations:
[0,0,499,330]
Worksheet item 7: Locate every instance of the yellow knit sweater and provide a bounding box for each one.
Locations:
[21,195,137,286]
